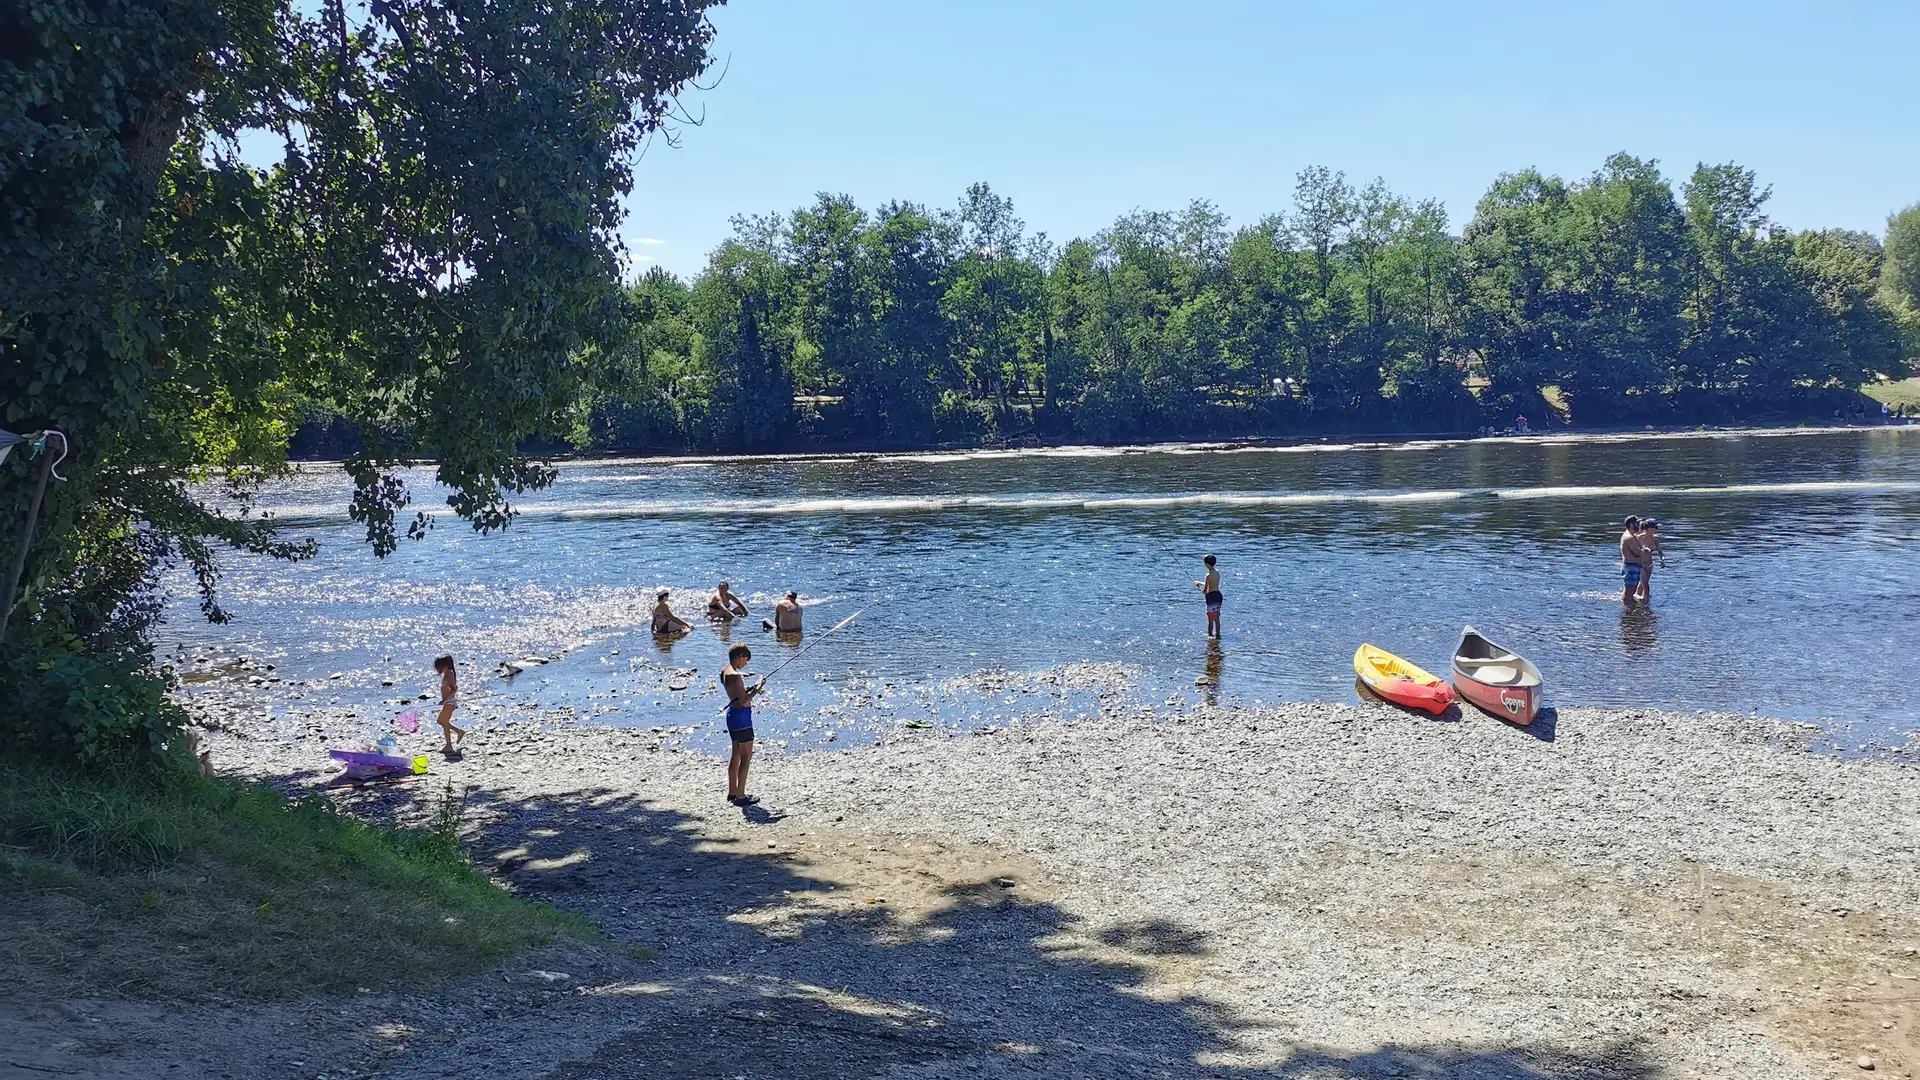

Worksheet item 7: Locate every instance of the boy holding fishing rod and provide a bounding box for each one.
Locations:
[716,603,870,808]
[720,643,765,806]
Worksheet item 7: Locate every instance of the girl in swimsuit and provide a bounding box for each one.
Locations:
[433,654,466,755]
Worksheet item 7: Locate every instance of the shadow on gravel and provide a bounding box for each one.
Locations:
[320,779,1663,1080]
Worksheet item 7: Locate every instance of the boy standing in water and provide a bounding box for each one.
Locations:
[1195,554,1223,638]
[720,643,765,806]
[433,654,466,755]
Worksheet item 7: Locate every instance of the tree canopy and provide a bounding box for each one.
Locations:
[586,161,1913,453]
[2,0,723,759]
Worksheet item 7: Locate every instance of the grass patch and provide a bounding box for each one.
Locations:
[0,758,598,1000]
[1861,377,1920,411]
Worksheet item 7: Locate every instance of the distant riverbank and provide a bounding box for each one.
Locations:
[289,412,1917,464]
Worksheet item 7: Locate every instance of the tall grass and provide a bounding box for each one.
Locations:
[0,759,598,1000]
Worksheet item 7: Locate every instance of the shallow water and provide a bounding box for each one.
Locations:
[163,427,1920,750]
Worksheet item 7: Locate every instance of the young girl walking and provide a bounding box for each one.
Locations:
[433,654,466,755]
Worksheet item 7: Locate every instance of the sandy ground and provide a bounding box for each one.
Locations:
[6,700,1919,1080]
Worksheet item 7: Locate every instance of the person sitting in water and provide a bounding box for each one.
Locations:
[1635,518,1664,602]
[651,590,692,635]
[707,581,750,620]
[763,590,803,633]
[1619,516,1647,604]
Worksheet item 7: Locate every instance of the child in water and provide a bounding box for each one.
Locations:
[1196,554,1223,638]
[433,654,466,755]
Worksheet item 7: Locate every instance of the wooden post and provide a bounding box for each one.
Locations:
[0,433,57,644]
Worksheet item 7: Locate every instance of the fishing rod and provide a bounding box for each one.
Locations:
[759,602,874,684]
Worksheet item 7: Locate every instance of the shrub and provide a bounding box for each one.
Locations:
[0,638,182,765]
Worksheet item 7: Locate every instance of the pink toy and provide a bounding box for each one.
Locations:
[394,708,421,733]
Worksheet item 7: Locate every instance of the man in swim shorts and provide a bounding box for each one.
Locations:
[1619,517,1645,604]
[1195,554,1223,638]
[720,643,764,806]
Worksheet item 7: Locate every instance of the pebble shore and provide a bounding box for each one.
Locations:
[11,699,1919,1079]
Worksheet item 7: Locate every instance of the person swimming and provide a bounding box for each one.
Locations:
[651,590,692,635]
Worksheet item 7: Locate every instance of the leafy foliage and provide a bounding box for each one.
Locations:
[2,0,723,761]
[1882,204,1920,356]
[584,159,1911,453]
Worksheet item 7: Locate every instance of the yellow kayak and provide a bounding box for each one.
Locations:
[1353,643,1455,715]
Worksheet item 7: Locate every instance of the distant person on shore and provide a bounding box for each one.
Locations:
[1515,414,1529,434]
[1635,519,1664,602]
[433,654,466,755]
[1196,554,1223,638]
[764,590,803,633]
[720,643,764,805]
[651,590,691,635]
[1619,517,1647,604]
[708,581,750,621]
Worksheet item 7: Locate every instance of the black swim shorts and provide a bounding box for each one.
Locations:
[729,726,755,744]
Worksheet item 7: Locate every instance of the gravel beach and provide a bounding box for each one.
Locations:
[8,698,1918,1080]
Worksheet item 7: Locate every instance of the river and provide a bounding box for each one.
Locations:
[162,427,1920,751]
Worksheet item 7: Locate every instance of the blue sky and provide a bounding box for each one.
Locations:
[621,0,1919,279]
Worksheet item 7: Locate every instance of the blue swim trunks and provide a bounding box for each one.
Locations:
[1205,590,1224,614]
[1621,562,1643,588]
[725,704,754,743]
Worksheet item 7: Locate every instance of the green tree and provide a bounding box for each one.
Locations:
[1288,167,1370,411]
[1786,230,1904,387]
[1882,204,1920,357]
[863,202,955,436]
[1679,163,1775,395]
[690,226,798,449]
[2,0,722,759]
[583,268,698,450]
[1045,239,1126,432]
[941,184,1045,427]
[789,193,878,424]
[1376,200,1473,424]
[1555,154,1687,422]
[1220,217,1304,411]
[1461,169,1575,412]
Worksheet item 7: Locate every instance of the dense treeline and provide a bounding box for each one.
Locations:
[582,157,1920,451]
